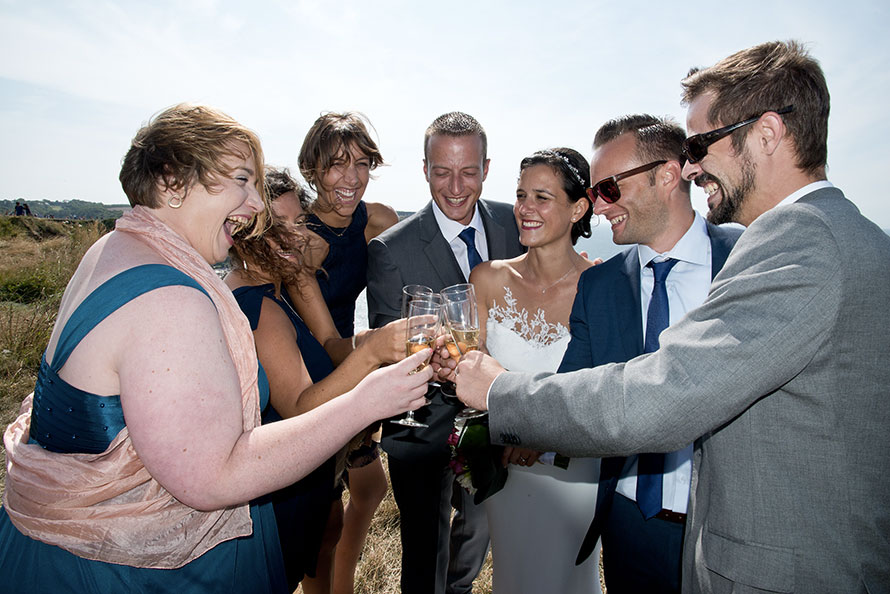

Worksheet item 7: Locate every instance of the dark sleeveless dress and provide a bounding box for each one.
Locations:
[233,283,338,591]
[0,264,287,593]
[306,201,368,337]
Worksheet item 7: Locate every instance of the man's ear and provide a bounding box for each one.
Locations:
[659,160,683,194]
[754,110,787,156]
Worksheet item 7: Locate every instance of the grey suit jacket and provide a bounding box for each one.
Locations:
[367,199,523,462]
[488,187,890,593]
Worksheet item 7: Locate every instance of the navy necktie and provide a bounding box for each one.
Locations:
[458,227,483,274]
[636,257,679,519]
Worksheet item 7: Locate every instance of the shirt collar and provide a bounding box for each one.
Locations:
[637,212,711,270]
[431,200,484,242]
[774,180,834,210]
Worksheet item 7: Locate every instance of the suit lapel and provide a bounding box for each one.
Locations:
[619,248,645,359]
[418,202,466,285]
[478,200,510,260]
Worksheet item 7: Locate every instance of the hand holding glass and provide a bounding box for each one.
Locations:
[391,296,440,428]
[440,284,485,419]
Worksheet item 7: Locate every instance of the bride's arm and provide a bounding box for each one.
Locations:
[469,262,497,355]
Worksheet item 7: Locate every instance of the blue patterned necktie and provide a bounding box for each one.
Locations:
[636,257,679,519]
[458,227,483,274]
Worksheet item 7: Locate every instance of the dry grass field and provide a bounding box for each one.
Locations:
[0,219,107,493]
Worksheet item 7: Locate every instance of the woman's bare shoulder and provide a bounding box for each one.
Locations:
[365,202,399,239]
[469,257,523,300]
[482,255,525,279]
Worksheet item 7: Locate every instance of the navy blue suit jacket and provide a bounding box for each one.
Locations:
[558,221,741,561]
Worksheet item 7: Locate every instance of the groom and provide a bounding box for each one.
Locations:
[366,112,523,594]
[455,40,890,592]
[559,114,740,593]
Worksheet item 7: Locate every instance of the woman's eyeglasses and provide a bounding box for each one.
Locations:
[682,105,794,164]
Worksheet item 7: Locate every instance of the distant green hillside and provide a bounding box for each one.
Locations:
[0,214,116,241]
[1,199,124,220]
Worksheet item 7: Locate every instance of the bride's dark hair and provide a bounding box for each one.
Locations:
[519,148,593,245]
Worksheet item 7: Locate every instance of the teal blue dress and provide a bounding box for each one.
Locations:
[0,264,288,593]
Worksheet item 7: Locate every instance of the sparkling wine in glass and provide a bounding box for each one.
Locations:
[442,301,480,360]
[440,284,485,419]
[392,298,440,428]
[440,283,477,359]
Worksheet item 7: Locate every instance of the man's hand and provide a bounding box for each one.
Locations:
[455,351,505,411]
[502,446,541,468]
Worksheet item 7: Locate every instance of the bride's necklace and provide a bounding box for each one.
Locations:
[537,263,576,294]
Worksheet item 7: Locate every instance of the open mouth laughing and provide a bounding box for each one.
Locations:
[608,214,628,226]
[334,188,358,203]
[696,174,723,210]
[225,215,252,238]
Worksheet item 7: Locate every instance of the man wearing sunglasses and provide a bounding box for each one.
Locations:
[455,40,890,592]
[557,114,740,593]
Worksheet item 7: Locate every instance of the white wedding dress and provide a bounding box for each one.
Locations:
[484,288,602,594]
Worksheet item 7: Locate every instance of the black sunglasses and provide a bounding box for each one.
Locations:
[586,160,667,204]
[682,105,794,164]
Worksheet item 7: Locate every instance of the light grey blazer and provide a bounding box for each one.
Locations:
[488,187,890,593]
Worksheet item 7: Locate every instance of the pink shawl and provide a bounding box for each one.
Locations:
[2,206,260,568]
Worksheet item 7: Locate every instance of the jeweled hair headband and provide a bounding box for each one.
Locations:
[543,150,586,192]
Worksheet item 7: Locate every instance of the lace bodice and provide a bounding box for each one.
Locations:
[486,287,570,373]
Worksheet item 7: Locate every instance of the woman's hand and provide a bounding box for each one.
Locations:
[502,446,541,468]
[355,318,409,366]
[300,227,329,271]
[430,334,457,383]
[350,348,433,419]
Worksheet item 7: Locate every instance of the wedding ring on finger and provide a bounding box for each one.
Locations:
[518,456,528,464]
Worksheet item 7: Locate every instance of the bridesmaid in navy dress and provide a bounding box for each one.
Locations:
[226,166,407,594]
[291,113,401,594]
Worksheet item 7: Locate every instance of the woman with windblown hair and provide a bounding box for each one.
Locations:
[225,166,407,593]
[0,104,430,593]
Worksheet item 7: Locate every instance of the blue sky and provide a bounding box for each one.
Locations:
[2,0,889,229]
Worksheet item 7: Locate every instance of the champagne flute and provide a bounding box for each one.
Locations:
[440,284,485,419]
[401,284,434,318]
[440,284,477,386]
[391,298,440,428]
[403,286,442,388]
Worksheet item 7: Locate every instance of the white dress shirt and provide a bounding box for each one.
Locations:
[775,180,834,210]
[431,200,489,281]
[615,213,713,514]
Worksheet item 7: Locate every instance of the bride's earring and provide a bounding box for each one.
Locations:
[168,194,183,209]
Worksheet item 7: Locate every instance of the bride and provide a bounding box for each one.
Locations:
[469,148,602,593]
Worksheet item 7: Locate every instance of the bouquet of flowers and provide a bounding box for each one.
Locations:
[448,413,508,504]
